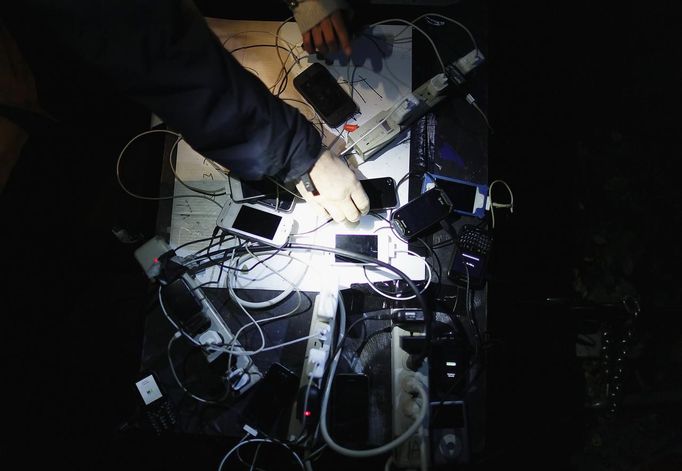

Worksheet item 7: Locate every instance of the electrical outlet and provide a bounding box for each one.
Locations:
[287,280,339,441]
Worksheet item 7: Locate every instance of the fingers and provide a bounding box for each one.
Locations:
[303,12,352,56]
[320,18,338,53]
[312,26,326,54]
[302,31,314,54]
[330,11,352,56]
[337,198,361,223]
[350,185,370,216]
[308,198,331,220]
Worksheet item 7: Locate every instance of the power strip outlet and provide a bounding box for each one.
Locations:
[134,237,261,396]
[346,73,449,166]
[391,327,430,469]
[286,282,339,441]
[345,108,402,167]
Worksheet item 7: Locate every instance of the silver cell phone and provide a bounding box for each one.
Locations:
[216,200,294,246]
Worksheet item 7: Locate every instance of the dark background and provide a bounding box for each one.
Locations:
[1,1,680,470]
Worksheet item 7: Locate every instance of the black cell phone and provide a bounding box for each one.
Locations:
[391,187,453,239]
[448,224,493,289]
[239,363,299,439]
[293,63,358,128]
[241,178,295,212]
[134,371,177,434]
[160,278,210,336]
[430,400,470,465]
[330,373,369,446]
[360,177,398,211]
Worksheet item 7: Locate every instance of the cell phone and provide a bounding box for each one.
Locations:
[160,277,210,336]
[391,187,453,239]
[239,363,299,440]
[422,174,488,219]
[430,400,470,465]
[216,200,293,246]
[334,233,390,265]
[228,175,295,213]
[448,224,493,289]
[134,371,177,434]
[360,177,398,211]
[293,62,358,128]
[330,373,369,446]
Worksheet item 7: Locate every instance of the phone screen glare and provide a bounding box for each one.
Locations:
[334,235,378,263]
[233,205,282,240]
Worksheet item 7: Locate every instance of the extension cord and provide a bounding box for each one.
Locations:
[345,48,484,167]
[345,74,448,166]
[286,278,339,441]
[391,326,430,469]
[134,236,261,396]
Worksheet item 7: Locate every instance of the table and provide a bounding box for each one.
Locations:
[140,10,489,469]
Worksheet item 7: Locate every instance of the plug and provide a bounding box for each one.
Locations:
[308,347,329,379]
[388,241,398,260]
[454,49,485,76]
[316,323,331,344]
[313,289,338,321]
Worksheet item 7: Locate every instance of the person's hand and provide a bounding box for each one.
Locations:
[302,10,352,57]
[296,149,369,223]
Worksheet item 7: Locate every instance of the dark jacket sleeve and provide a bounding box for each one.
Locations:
[14,0,321,183]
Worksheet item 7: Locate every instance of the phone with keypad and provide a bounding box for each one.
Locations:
[448,225,493,289]
[134,371,177,434]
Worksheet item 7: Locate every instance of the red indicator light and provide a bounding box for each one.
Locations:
[304,411,312,417]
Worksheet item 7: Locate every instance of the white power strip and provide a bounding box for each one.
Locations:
[286,283,339,441]
[345,48,485,167]
[345,74,448,166]
[391,327,430,469]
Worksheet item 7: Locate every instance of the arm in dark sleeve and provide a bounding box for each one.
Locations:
[16,0,321,183]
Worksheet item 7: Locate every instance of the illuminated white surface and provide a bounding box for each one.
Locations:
[170,20,421,290]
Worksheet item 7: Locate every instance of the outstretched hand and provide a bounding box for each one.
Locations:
[296,149,369,223]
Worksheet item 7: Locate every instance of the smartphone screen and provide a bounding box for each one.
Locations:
[334,234,378,263]
[294,63,358,127]
[330,373,369,446]
[232,205,282,240]
[360,177,398,211]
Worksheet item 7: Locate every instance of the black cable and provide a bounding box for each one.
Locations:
[417,235,442,293]
[173,235,219,253]
[289,242,432,365]
[355,325,393,357]
[226,43,292,55]
[167,334,233,406]
[288,218,334,237]
[185,241,432,362]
